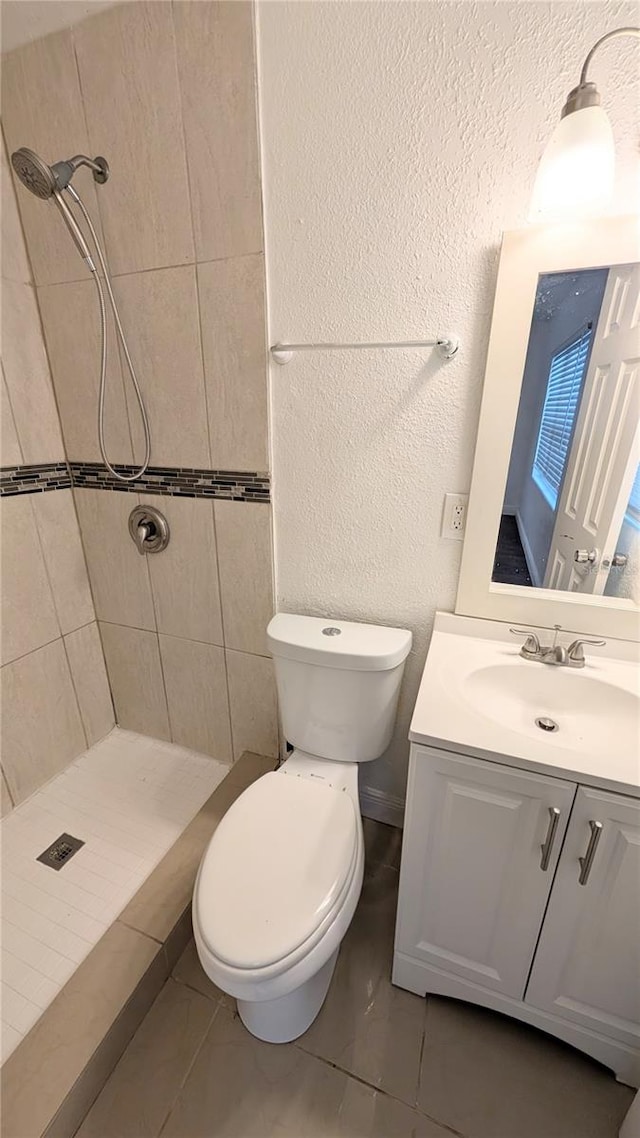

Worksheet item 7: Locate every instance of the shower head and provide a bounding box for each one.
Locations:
[11,147,109,198]
[10,147,105,269]
[11,148,57,199]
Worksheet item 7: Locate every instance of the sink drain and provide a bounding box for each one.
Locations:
[535,716,559,733]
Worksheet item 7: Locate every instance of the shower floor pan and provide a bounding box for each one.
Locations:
[1,728,230,1065]
[0,730,277,1138]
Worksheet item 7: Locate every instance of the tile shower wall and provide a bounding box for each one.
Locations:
[0,135,115,812]
[2,2,278,767]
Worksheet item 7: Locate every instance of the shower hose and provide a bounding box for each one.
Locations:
[65,184,151,483]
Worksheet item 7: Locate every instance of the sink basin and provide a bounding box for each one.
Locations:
[410,612,640,795]
[462,663,639,760]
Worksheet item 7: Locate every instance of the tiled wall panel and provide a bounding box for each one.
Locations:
[73,2,194,276]
[0,134,114,809]
[2,1,278,798]
[1,639,87,805]
[73,490,156,631]
[0,138,30,284]
[1,768,13,817]
[99,623,171,742]
[1,29,104,286]
[111,266,210,469]
[145,497,223,646]
[1,278,65,463]
[159,635,233,762]
[226,649,279,760]
[173,0,263,262]
[30,489,95,634]
[64,623,115,747]
[198,254,269,472]
[37,279,134,465]
[0,495,60,665]
[214,500,273,655]
[1,372,22,466]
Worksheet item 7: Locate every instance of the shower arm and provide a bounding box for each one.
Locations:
[51,153,109,189]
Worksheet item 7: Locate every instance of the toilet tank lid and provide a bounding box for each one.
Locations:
[267,614,412,671]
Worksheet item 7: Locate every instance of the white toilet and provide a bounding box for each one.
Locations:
[192,613,412,1044]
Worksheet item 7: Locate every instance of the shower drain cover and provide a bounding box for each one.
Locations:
[37,833,85,871]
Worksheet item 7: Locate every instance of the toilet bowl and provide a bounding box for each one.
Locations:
[193,613,411,1043]
[194,753,364,1042]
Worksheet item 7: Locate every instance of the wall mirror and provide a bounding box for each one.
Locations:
[456,216,640,640]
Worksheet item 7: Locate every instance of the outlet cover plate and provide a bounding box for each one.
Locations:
[441,492,468,540]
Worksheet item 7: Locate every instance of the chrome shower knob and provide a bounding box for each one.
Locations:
[128,505,170,555]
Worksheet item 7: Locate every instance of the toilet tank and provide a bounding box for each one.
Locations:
[267,614,412,763]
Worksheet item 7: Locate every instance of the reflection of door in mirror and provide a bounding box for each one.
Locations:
[493,263,640,602]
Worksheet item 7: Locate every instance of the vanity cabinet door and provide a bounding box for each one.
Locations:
[525,786,640,1052]
[395,746,576,999]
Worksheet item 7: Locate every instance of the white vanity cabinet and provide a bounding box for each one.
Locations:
[393,747,576,998]
[526,787,640,1051]
[393,745,640,1086]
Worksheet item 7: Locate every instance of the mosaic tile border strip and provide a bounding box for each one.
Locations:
[69,462,270,501]
[0,463,71,496]
[0,462,270,501]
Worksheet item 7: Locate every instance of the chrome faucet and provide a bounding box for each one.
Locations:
[510,626,605,668]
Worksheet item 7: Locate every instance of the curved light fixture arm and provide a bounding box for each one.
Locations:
[531,25,638,219]
[579,26,640,87]
[563,26,640,116]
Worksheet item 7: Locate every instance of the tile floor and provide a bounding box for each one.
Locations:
[76,819,634,1138]
[0,728,228,1063]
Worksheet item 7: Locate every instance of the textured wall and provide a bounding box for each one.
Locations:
[258,0,640,812]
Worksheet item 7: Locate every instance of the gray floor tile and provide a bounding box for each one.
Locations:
[162,1006,449,1138]
[68,820,631,1138]
[172,937,232,1008]
[418,995,635,1138]
[298,861,426,1106]
[76,979,216,1138]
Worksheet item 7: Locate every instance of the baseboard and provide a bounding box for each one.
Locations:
[359,785,404,829]
[514,510,543,587]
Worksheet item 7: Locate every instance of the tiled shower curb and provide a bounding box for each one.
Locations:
[0,752,277,1138]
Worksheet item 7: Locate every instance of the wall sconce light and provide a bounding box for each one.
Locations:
[530,26,639,222]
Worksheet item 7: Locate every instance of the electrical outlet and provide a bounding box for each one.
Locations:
[441,492,468,540]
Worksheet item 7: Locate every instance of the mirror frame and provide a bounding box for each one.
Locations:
[456,214,640,641]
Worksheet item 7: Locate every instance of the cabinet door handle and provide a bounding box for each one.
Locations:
[540,807,561,871]
[578,820,603,885]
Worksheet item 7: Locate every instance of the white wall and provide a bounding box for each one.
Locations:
[257,0,639,815]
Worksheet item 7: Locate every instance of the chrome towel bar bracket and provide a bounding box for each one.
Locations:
[270,335,460,365]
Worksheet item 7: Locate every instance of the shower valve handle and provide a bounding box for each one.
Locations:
[128,506,170,555]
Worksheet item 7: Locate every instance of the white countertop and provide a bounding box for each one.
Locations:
[410,612,640,798]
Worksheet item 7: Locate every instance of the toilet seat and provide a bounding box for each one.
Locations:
[195,772,358,973]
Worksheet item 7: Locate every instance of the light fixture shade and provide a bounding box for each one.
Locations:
[529,105,615,222]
